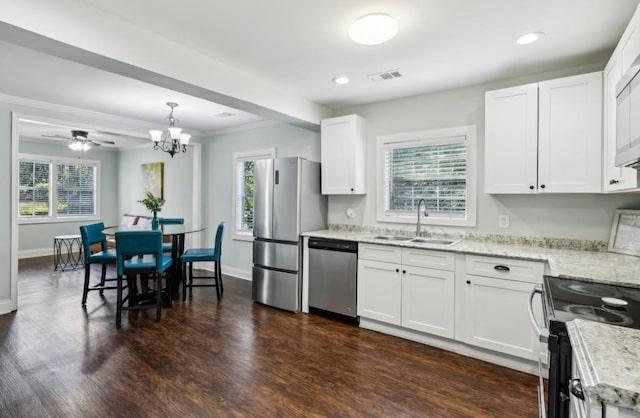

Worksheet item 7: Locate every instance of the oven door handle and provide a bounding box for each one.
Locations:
[528,286,549,343]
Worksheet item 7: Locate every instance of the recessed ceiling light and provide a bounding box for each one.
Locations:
[333,76,350,85]
[349,13,398,45]
[517,32,544,45]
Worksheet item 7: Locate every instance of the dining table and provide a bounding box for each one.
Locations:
[104,224,205,293]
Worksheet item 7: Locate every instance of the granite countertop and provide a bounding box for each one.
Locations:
[303,229,640,288]
[567,319,640,412]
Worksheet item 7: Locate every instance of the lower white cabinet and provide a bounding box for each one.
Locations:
[357,258,401,325]
[402,265,454,338]
[357,244,455,337]
[463,255,544,361]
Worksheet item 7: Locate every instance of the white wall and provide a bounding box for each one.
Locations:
[329,64,640,241]
[202,123,320,279]
[18,139,119,257]
[117,145,195,222]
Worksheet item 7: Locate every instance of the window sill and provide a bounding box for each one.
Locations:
[233,232,255,242]
[377,214,476,228]
[19,215,101,225]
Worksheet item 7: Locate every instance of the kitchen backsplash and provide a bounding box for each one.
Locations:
[327,224,608,252]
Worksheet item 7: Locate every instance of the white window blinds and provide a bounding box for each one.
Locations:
[56,162,96,217]
[19,160,51,217]
[383,135,467,218]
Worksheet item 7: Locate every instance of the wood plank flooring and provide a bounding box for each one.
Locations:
[0,256,539,417]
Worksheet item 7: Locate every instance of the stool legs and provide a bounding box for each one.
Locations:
[82,265,91,306]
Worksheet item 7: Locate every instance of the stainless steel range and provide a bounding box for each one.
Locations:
[533,276,640,418]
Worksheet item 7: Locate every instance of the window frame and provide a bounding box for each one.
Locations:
[231,148,276,241]
[376,125,477,227]
[18,153,101,224]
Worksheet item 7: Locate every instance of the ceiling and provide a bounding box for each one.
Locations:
[2,0,640,147]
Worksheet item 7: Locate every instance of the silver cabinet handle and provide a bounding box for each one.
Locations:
[569,379,585,401]
[528,286,549,343]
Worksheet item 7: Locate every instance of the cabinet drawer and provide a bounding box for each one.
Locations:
[401,247,455,271]
[358,243,402,264]
[465,255,544,284]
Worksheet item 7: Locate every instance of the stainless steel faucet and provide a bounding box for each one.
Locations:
[416,198,428,236]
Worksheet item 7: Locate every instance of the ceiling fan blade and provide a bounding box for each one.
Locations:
[88,141,102,146]
[91,139,116,145]
[42,134,71,140]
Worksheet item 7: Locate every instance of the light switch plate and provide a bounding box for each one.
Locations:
[499,215,510,228]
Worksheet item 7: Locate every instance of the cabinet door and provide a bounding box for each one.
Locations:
[402,266,454,338]
[484,84,539,193]
[357,259,401,325]
[463,275,542,361]
[538,72,603,193]
[603,53,638,191]
[320,114,366,195]
[620,8,640,76]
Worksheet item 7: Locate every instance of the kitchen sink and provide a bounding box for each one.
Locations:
[409,237,460,246]
[371,235,413,241]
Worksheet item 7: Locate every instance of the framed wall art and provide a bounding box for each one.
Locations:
[141,162,164,198]
[608,209,640,256]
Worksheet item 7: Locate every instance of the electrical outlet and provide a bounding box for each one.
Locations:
[499,215,510,228]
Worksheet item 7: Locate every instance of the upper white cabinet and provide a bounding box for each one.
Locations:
[620,7,640,76]
[320,114,367,195]
[603,51,638,191]
[484,83,539,193]
[485,72,603,194]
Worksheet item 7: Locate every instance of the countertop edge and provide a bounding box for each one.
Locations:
[567,320,640,412]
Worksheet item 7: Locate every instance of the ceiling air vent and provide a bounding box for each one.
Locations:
[214,112,236,118]
[369,69,402,82]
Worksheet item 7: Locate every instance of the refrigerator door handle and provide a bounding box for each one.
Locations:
[275,170,279,185]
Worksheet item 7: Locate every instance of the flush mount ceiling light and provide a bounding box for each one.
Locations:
[332,76,350,85]
[149,102,191,158]
[349,13,398,45]
[517,32,544,45]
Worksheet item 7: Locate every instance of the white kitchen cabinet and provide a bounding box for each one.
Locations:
[484,83,539,193]
[402,265,454,338]
[538,72,603,193]
[485,72,603,194]
[463,255,544,361]
[620,6,640,76]
[357,258,401,325]
[320,114,366,195]
[603,51,638,191]
[358,244,454,337]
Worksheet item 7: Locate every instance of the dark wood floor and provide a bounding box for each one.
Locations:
[0,256,539,417]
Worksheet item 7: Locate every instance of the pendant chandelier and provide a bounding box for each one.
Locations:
[149,102,191,158]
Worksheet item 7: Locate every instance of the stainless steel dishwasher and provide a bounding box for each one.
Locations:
[308,238,358,320]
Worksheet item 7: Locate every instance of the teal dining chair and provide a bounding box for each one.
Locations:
[181,222,225,301]
[79,222,118,306]
[159,217,184,253]
[115,230,173,327]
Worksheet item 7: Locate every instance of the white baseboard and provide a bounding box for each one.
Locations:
[19,248,53,259]
[359,318,543,377]
[221,265,251,281]
[0,298,17,315]
[191,262,251,281]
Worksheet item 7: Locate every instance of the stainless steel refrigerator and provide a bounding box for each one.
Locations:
[252,157,327,312]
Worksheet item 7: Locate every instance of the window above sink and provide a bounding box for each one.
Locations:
[375,125,478,228]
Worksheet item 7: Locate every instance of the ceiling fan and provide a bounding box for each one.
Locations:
[42,129,116,149]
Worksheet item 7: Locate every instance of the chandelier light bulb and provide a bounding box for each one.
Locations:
[149,102,189,158]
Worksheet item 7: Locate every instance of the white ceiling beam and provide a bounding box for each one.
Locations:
[0,0,330,130]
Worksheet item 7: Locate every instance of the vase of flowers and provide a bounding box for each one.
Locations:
[138,192,165,230]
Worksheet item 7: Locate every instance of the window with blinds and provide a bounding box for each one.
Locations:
[19,160,51,217]
[377,125,477,227]
[56,162,96,217]
[236,160,255,233]
[18,155,99,222]
[383,136,467,218]
[232,149,275,240]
